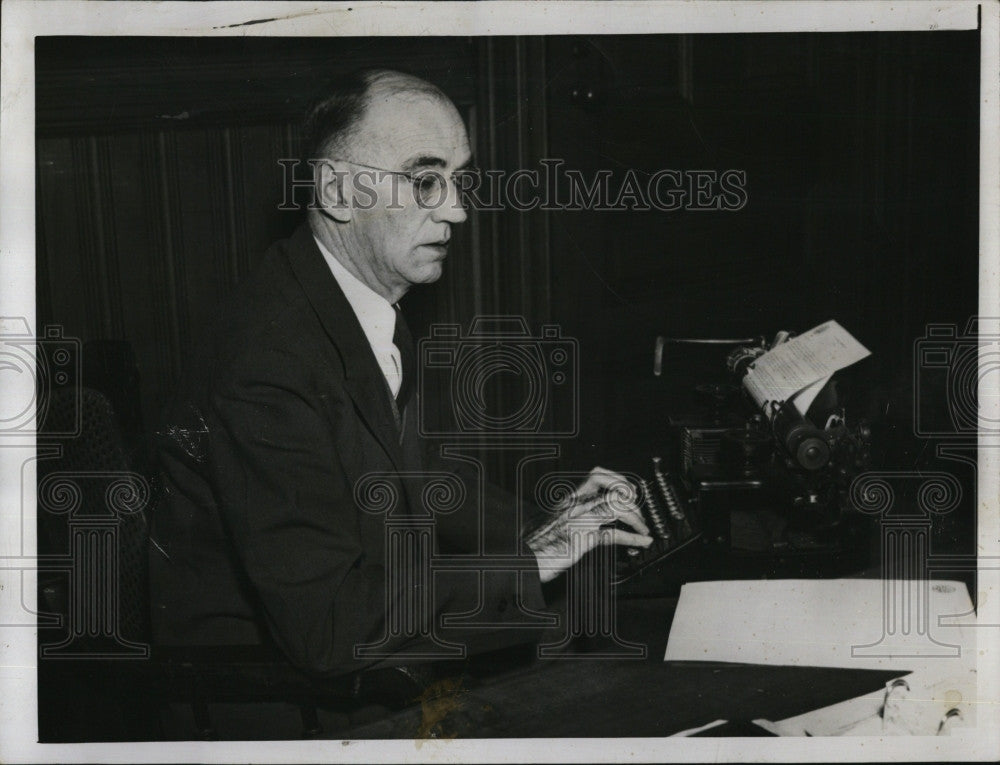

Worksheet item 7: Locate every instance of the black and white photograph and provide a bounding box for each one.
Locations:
[1,1,997,761]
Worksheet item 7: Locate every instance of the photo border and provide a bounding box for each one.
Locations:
[2,1,997,761]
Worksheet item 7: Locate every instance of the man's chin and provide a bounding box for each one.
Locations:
[410,261,445,284]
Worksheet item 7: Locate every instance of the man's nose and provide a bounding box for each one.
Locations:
[430,179,468,225]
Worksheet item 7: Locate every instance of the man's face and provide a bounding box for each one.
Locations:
[340,91,471,298]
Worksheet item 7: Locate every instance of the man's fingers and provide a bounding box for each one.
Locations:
[611,508,650,536]
[577,467,641,514]
[571,493,613,520]
[583,466,629,492]
[575,495,645,530]
[604,483,642,516]
[600,528,654,548]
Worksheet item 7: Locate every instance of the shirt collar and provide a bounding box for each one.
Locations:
[313,235,397,349]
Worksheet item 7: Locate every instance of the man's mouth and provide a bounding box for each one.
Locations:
[422,240,450,255]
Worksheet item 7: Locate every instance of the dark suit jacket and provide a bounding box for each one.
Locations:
[149,222,548,678]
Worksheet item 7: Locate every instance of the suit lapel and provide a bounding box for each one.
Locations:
[284,223,404,472]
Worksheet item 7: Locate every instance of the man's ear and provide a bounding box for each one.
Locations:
[313,160,353,223]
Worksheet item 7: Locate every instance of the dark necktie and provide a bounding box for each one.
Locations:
[393,304,415,411]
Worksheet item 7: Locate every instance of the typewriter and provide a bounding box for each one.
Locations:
[614,326,873,594]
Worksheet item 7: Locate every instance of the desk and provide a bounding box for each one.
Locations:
[342,598,902,739]
[39,595,904,740]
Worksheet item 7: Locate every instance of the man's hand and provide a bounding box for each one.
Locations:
[524,467,653,583]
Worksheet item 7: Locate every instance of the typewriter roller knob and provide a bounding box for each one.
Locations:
[798,439,830,470]
[726,345,766,378]
[772,400,831,471]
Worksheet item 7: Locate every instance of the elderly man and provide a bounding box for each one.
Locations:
[149,68,651,682]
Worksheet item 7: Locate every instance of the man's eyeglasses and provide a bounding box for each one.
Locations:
[330,159,481,207]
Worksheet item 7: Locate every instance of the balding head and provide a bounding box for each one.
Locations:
[303,68,452,162]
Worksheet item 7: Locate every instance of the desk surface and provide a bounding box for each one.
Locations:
[344,598,903,739]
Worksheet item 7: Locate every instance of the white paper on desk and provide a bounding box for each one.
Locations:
[663,578,975,672]
[743,320,870,418]
[666,580,980,735]
[765,660,979,737]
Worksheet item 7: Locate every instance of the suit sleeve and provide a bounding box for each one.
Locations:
[207,348,546,677]
[421,442,547,553]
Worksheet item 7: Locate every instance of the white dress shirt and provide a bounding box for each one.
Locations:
[314,236,402,398]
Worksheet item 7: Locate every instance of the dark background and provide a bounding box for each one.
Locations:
[36,30,979,515]
[34,30,981,742]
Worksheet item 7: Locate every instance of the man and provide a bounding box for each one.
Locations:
[149,69,652,681]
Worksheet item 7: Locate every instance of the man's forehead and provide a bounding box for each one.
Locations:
[352,90,471,167]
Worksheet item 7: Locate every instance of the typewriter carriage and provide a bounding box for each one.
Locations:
[614,331,876,591]
[664,334,873,557]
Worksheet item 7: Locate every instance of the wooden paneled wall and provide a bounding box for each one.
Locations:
[37,125,300,399]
